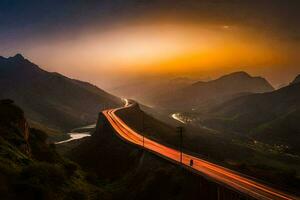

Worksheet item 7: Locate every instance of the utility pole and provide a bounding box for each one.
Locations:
[143,133,145,148]
[141,111,145,148]
[177,126,184,164]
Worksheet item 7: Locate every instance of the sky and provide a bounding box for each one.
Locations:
[1,0,300,89]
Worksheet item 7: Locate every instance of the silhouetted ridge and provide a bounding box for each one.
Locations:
[291,74,300,85]
[0,54,122,137]
[217,71,251,80]
[11,53,25,60]
[205,82,300,153]
[5,54,29,65]
[154,71,274,110]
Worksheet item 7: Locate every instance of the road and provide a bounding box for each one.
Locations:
[103,100,298,200]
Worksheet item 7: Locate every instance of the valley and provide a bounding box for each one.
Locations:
[1,1,300,199]
[1,54,300,199]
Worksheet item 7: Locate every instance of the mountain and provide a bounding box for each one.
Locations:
[0,54,122,138]
[291,74,300,85]
[203,82,300,153]
[154,71,274,110]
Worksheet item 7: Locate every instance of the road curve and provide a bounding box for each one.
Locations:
[102,100,298,200]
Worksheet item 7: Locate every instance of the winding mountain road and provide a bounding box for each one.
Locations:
[103,100,298,200]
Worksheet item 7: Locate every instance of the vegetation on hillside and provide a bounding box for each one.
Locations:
[116,104,300,195]
[0,100,105,200]
[65,110,245,200]
[0,99,239,200]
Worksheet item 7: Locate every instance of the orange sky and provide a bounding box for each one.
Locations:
[5,21,300,89]
[1,1,300,90]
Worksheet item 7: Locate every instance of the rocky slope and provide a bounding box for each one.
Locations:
[0,99,105,200]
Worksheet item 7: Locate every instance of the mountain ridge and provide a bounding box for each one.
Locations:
[0,54,122,139]
[154,71,274,110]
[291,74,300,85]
[203,81,300,153]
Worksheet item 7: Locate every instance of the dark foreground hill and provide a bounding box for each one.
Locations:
[1,100,251,200]
[0,100,105,200]
[203,80,300,154]
[153,71,274,111]
[0,54,122,138]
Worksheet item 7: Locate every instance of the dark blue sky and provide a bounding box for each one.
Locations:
[1,0,299,45]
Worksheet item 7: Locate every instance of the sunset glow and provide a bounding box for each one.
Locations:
[21,22,299,82]
[1,1,300,88]
[1,2,300,199]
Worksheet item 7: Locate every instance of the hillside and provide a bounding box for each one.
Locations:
[66,107,249,200]
[203,81,300,153]
[154,72,274,111]
[0,100,105,200]
[0,99,238,200]
[0,54,122,139]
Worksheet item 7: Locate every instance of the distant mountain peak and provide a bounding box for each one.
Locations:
[0,54,26,61]
[0,54,42,74]
[219,71,251,80]
[291,74,300,85]
[11,53,25,60]
[232,71,250,76]
[191,71,273,89]
[216,71,274,89]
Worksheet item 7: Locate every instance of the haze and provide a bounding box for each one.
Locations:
[1,0,300,89]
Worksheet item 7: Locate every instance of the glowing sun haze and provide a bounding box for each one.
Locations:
[1,0,300,89]
[24,21,299,87]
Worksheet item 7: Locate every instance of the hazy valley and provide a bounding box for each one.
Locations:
[1,1,300,199]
